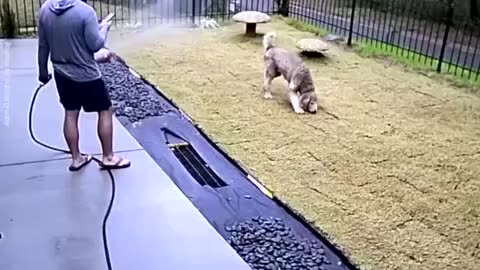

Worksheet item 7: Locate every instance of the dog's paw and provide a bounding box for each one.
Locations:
[263,92,273,99]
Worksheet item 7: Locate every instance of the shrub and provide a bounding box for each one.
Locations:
[0,0,17,38]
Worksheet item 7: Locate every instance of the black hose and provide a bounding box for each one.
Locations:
[29,83,115,270]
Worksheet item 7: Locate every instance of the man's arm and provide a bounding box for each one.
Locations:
[84,10,108,53]
[37,9,50,82]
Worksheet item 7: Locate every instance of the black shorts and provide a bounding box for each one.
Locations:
[54,70,112,112]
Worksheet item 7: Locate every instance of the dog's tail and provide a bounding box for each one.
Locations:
[263,31,277,52]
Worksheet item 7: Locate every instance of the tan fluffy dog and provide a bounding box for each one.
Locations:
[262,32,318,114]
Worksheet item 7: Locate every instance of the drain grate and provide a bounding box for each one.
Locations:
[170,144,227,188]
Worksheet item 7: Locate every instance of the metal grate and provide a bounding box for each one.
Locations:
[170,144,227,188]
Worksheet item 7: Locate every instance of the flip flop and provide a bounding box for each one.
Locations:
[69,155,93,172]
[100,157,131,170]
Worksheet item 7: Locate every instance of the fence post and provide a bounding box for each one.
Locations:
[347,0,357,46]
[437,0,454,73]
[192,0,196,25]
[278,0,290,17]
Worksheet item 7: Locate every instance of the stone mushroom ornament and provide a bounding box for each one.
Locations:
[296,38,330,56]
[232,11,271,36]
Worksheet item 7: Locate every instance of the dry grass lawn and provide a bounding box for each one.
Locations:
[110,18,480,270]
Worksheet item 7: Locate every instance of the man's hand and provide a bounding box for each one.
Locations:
[39,73,52,85]
[94,48,114,63]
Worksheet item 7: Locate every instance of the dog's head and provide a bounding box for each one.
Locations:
[299,92,318,113]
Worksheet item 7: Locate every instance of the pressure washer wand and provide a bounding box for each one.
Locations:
[95,13,116,63]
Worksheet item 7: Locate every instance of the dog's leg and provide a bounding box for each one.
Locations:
[288,81,304,114]
[263,68,273,99]
[288,91,304,114]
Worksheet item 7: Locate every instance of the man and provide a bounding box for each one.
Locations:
[37,0,131,171]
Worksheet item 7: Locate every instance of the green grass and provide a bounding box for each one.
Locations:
[1,0,18,38]
[284,18,480,91]
[355,41,480,90]
[284,17,329,37]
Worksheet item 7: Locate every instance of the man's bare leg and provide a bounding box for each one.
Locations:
[64,110,90,168]
[97,107,130,167]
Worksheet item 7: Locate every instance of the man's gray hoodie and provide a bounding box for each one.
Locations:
[38,0,108,82]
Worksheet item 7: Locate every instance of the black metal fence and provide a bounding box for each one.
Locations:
[1,0,276,36]
[290,0,480,81]
[1,0,479,80]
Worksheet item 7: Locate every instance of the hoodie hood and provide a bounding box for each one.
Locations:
[49,0,77,15]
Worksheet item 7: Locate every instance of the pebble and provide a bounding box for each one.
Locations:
[226,217,331,269]
[98,61,176,124]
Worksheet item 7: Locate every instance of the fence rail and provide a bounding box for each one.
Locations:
[1,0,479,81]
[290,0,480,81]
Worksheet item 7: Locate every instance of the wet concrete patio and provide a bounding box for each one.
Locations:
[0,39,252,270]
